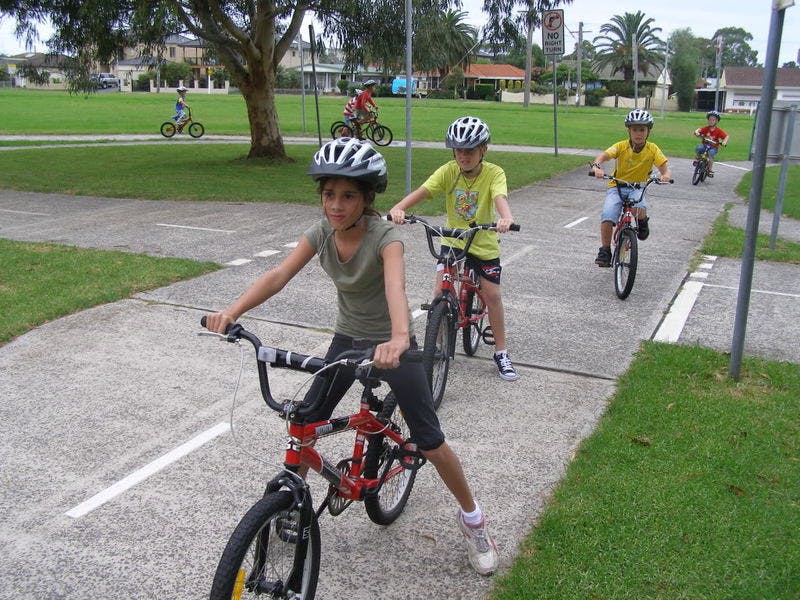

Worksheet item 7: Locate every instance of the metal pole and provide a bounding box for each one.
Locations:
[298,32,306,133]
[770,105,797,249]
[729,2,788,380]
[714,36,723,111]
[404,0,413,193]
[660,37,669,119]
[632,34,638,108]
[524,12,532,107]
[552,56,558,157]
[575,22,582,107]
[308,24,322,147]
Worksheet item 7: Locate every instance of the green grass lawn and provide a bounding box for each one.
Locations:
[0,88,755,160]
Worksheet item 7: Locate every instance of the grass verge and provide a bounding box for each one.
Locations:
[0,239,220,344]
[491,342,800,600]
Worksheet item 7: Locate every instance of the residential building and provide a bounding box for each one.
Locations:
[720,66,800,113]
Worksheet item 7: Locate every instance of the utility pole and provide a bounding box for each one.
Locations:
[714,35,723,111]
[632,34,639,108]
[522,10,533,107]
[660,37,670,119]
[575,22,582,106]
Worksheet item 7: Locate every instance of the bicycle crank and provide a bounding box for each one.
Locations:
[326,459,354,516]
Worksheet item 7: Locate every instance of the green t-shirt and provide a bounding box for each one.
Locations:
[304,216,412,341]
[604,140,668,187]
[421,160,507,260]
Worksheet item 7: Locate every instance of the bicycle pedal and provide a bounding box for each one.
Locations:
[399,443,427,471]
[420,303,432,311]
[481,326,495,346]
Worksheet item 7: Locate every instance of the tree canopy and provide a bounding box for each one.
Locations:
[592,11,664,81]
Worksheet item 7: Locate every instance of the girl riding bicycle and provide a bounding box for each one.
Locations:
[204,137,499,576]
[693,109,729,177]
[590,109,672,267]
[389,116,519,382]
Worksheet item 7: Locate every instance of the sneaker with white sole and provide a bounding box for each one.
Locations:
[494,351,519,381]
[457,511,498,575]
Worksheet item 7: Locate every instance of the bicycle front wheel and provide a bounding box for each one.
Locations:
[364,392,418,525]
[160,122,176,138]
[423,301,453,411]
[209,491,320,600]
[330,121,353,139]
[462,288,486,356]
[692,160,705,185]
[188,122,204,138]
[613,228,638,300]
[370,125,393,146]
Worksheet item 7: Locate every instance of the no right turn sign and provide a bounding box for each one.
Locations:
[542,9,565,57]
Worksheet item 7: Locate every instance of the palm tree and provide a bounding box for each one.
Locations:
[416,10,478,78]
[592,11,664,81]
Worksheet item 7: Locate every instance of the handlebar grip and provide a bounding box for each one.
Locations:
[510,223,521,232]
[200,315,207,327]
[200,315,240,336]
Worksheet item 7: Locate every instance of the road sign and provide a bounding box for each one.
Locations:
[542,9,565,56]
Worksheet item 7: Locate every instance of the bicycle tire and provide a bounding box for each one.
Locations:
[363,392,418,525]
[423,301,452,411]
[160,122,176,138]
[370,125,393,146]
[462,288,486,356]
[613,227,638,300]
[188,122,204,138]
[330,121,353,139]
[209,490,320,600]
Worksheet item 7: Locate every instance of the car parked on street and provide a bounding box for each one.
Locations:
[91,72,119,89]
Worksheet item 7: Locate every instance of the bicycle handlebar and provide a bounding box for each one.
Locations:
[587,172,674,186]
[384,214,520,262]
[199,316,421,418]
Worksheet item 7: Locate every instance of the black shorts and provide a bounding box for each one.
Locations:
[439,254,502,285]
[302,333,445,451]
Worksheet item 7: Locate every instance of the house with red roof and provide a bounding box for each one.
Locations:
[721,66,800,113]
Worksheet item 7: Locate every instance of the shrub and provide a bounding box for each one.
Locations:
[337,79,349,95]
[467,83,495,101]
[584,87,608,106]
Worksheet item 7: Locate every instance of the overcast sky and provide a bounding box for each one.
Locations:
[1,1,798,66]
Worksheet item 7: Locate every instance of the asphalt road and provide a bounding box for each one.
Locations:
[1,144,797,599]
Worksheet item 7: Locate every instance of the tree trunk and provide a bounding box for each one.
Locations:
[240,70,290,161]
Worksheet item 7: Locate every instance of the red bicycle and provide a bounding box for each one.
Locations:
[200,318,424,600]
[590,173,672,299]
[394,215,519,409]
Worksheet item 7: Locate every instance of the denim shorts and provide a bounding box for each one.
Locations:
[302,333,445,451]
[695,144,718,158]
[601,185,647,223]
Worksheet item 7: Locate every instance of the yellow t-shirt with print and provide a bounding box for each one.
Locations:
[605,140,667,187]
[421,160,507,260]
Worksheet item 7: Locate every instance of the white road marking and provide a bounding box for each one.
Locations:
[504,244,535,265]
[690,271,709,279]
[254,250,281,258]
[65,422,230,519]
[702,283,800,299]
[564,216,589,228]
[284,242,298,248]
[653,280,705,343]
[716,162,749,171]
[0,208,53,216]
[156,223,235,233]
[226,258,252,266]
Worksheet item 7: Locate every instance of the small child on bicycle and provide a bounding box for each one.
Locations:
[353,80,378,139]
[389,116,519,382]
[342,89,360,131]
[693,109,729,177]
[590,109,672,267]
[172,85,189,125]
[204,137,499,576]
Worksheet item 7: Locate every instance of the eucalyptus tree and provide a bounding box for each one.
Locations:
[669,28,700,111]
[592,11,664,81]
[712,27,759,68]
[480,0,574,59]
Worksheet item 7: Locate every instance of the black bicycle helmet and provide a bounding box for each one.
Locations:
[445,116,491,148]
[624,109,654,128]
[307,138,388,193]
[706,110,722,120]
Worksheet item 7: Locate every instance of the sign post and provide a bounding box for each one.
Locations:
[542,9,564,157]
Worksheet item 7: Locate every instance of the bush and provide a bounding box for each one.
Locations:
[584,87,608,107]
[337,79,349,95]
[467,83,495,101]
[134,72,155,92]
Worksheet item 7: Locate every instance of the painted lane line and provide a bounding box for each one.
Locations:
[690,271,709,279]
[653,280,705,343]
[284,242,298,248]
[0,208,53,216]
[412,308,426,320]
[65,422,230,519]
[698,262,715,270]
[702,254,718,261]
[702,283,800,299]
[564,216,589,229]
[226,258,252,266]
[156,223,236,233]
[504,244,535,266]
[716,162,749,172]
[254,250,281,258]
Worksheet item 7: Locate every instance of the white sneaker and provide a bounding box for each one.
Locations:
[456,511,498,575]
[493,351,519,381]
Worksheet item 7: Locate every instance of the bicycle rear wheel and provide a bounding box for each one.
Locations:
[423,301,453,411]
[160,122,176,138]
[364,392,418,525]
[209,491,320,600]
[613,228,638,300]
[370,125,393,146]
[188,122,204,138]
[462,288,486,356]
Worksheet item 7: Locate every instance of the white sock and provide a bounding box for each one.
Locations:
[461,503,483,526]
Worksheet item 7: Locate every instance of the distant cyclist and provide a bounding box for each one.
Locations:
[590,109,672,267]
[353,80,379,139]
[342,89,360,131]
[693,110,729,177]
[172,85,189,125]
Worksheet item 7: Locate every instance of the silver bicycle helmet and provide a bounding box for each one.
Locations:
[308,138,388,193]
[445,116,491,149]
[176,85,188,92]
[624,109,654,128]
[363,79,377,87]
[706,110,722,120]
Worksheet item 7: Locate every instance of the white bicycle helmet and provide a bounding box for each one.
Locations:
[308,138,388,193]
[445,116,491,149]
[624,109,654,128]
[176,85,188,92]
[706,110,722,120]
[363,79,377,87]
